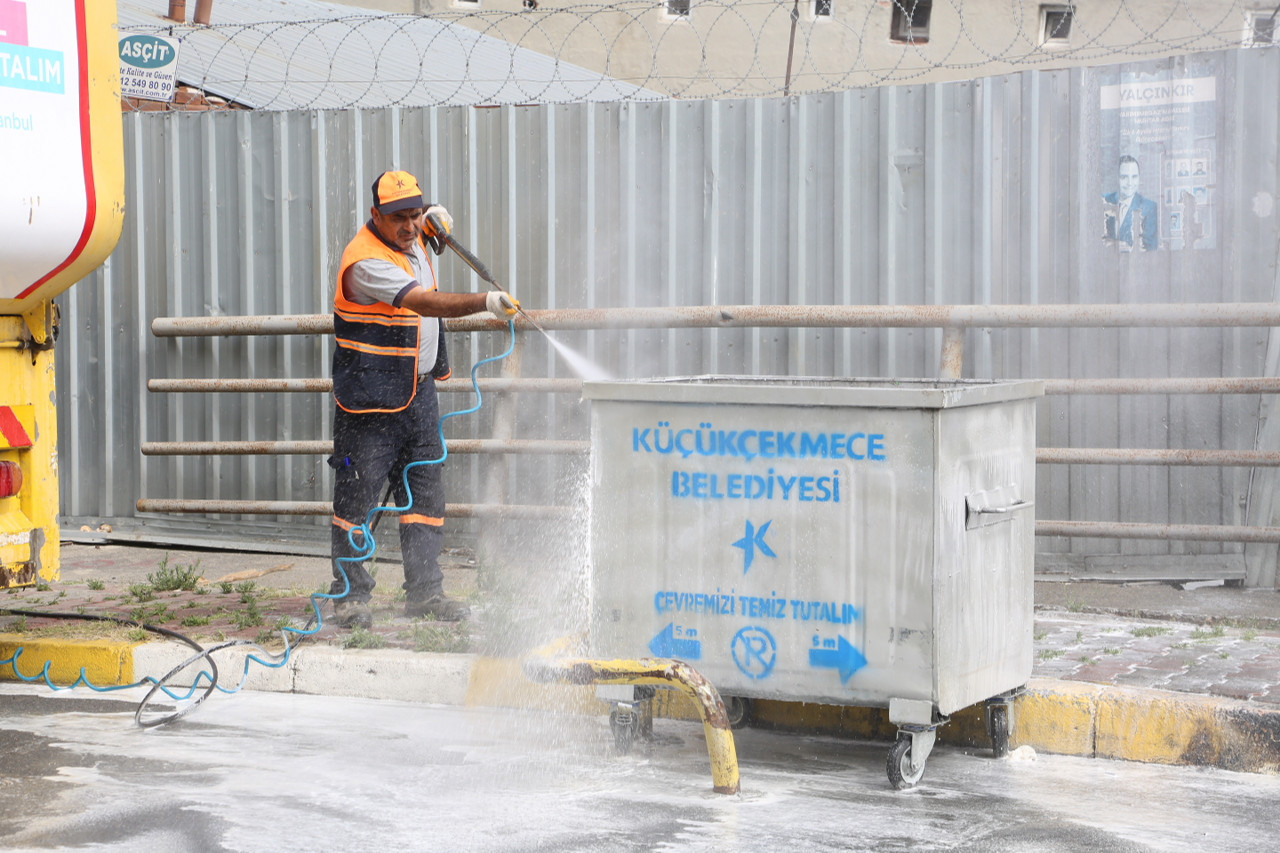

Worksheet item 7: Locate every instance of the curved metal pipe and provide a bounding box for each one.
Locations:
[522,654,740,795]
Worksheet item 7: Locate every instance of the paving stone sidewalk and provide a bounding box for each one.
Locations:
[1030,610,1280,705]
[6,543,1280,711]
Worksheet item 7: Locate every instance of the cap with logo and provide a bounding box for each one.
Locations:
[371,170,424,214]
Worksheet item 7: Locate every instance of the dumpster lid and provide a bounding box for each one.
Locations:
[582,376,1045,409]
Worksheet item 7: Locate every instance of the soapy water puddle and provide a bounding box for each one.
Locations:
[3,684,1279,852]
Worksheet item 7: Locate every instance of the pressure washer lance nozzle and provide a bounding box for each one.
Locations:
[501,290,550,337]
[423,212,551,337]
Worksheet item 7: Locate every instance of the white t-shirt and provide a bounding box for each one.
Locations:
[342,237,439,370]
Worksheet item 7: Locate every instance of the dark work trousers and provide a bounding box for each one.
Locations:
[329,380,446,605]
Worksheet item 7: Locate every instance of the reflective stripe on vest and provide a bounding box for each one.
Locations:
[332,224,424,414]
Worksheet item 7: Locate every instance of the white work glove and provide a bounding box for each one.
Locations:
[422,204,453,237]
[421,205,453,255]
[486,290,520,318]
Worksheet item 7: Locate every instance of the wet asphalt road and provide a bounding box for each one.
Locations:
[0,683,1276,852]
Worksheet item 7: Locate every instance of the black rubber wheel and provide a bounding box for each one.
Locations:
[609,709,637,755]
[886,737,926,790]
[723,695,754,730]
[988,702,1010,758]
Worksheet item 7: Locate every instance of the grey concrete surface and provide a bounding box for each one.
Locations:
[2,684,1278,852]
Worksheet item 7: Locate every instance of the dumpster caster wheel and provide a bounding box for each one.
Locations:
[609,707,640,755]
[887,736,926,790]
[987,702,1010,758]
[723,696,754,730]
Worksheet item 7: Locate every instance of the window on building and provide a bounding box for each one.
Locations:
[665,0,690,18]
[814,0,833,19]
[1040,5,1073,47]
[890,1,931,44]
[1248,10,1277,46]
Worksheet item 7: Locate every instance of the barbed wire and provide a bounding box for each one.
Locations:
[119,0,1279,110]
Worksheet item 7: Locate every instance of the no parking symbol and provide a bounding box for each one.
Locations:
[731,626,777,680]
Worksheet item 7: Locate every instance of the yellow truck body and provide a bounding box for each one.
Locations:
[0,0,125,585]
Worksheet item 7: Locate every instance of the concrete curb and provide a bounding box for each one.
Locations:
[5,635,1279,775]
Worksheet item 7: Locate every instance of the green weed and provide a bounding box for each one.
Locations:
[180,614,211,628]
[148,556,203,592]
[1130,626,1170,638]
[87,579,105,591]
[1038,649,1065,660]
[411,623,471,654]
[1191,624,1226,640]
[231,601,263,629]
[130,603,171,624]
[128,583,155,603]
[342,628,388,650]
[255,628,283,646]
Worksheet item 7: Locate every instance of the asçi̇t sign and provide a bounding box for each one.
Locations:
[119,33,179,102]
[0,0,124,311]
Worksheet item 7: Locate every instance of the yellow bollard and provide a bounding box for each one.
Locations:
[523,653,741,795]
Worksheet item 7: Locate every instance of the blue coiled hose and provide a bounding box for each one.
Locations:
[0,318,517,726]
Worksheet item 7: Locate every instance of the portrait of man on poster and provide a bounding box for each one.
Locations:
[1103,154,1159,251]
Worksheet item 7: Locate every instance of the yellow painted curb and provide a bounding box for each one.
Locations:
[1016,681,1102,757]
[419,657,1280,775]
[0,634,136,686]
[465,655,603,714]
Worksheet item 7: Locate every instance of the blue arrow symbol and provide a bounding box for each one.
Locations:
[732,519,776,574]
[649,623,703,660]
[808,636,867,683]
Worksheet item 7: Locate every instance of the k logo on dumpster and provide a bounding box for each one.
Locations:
[732,518,776,574]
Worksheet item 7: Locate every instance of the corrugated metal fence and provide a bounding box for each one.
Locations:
[57,48,1280,580]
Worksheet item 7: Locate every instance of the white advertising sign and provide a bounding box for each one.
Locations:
[0,0,86,300]
[119,33,179,102]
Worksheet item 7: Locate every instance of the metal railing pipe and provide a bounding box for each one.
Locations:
[146,377,583,394]
[1043,377,1280,395]
[140,440,590,456]
[135,500,576,519]
[145,375,1280,398]
[1038,448,1280,466]
[939,326,964,378]
[1035,521,1280,544]
[151,303,1280,338]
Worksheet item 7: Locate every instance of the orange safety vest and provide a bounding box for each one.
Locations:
[332,223,449,413]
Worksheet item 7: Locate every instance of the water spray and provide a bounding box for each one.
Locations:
[424,213,612,381]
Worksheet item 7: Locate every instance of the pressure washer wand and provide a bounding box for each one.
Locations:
[424,213,549,337]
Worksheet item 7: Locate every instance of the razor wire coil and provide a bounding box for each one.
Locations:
[120,0,1280,111]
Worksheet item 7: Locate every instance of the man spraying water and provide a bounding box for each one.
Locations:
[328,170,519,629]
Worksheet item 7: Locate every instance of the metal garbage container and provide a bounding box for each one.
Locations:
[583,376,1043,788]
